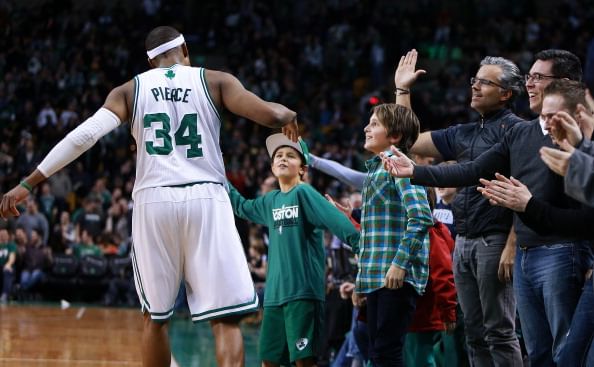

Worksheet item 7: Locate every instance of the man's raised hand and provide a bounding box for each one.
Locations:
[394,49,426,89]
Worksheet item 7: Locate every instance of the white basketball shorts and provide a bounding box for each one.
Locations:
[131,183,258,322]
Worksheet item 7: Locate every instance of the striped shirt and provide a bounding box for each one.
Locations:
[355,154,432,295]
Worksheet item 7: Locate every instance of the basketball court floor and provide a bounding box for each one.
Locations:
[0,303,261,366]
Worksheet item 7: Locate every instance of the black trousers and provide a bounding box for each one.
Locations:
[366,284,418,367]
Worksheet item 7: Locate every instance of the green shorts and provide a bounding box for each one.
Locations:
[259,300,324,364]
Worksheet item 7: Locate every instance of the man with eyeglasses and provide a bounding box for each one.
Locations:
[395,50,524,367]
[386,49,588,367]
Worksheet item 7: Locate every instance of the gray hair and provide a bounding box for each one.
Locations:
[480,56,524,102]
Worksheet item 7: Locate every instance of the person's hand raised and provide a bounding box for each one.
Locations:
[394,49,426,89]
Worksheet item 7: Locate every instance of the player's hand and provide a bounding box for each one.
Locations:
[380,146,415,178]
[384,264,406,289]
[477,173,532,212]
[394,49,426,89]
[0,185,29,219]
[282,117,299,142]
[539,146,573,177]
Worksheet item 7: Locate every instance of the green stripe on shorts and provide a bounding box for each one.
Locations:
[191,291,259,322]
[131,244,151,310]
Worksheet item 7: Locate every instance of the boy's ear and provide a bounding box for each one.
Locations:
[300,165,309,181]
[299,165,308,176]
[389,133,402,146]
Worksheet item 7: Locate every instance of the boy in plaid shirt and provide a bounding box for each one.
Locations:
[355,103,432,366]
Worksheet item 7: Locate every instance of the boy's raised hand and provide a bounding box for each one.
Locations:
[394,49,426,89]
[380,146,415,178]
[325,194,352,216]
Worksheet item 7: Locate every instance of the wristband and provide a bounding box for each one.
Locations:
[395,87,410,95]
[19,180,33,192]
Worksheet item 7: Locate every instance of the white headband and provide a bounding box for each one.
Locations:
[146,34,185,59]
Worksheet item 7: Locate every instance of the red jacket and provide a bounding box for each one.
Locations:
[408,221,457,332]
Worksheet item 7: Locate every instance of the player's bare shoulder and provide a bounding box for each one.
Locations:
[104,79,135,123]
[202,69,229,108]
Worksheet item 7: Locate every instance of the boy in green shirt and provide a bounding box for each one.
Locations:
[0,228,17,302]
[229,133,360,367]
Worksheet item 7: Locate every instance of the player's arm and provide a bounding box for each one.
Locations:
[0,82,132,218]
[207,70,297,130]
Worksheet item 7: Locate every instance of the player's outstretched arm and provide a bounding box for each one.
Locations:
[209,71,298,140]
[0,81,132,218]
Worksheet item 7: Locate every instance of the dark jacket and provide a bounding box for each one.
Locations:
[565,138,594,207]
[416,119,583,247]
[431,109,524,238]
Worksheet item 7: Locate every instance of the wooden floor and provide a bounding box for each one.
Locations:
[0,304,143,366]
[0,304,262,366]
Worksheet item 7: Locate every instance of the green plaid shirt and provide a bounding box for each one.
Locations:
[355,155,432,295]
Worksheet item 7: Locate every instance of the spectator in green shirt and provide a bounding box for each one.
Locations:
[229,133,360,367]
[0,228,17,302]
[67,229,103,259]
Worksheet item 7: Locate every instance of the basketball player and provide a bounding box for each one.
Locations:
[0,26,299,367]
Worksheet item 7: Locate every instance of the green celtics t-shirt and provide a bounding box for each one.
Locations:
[229,183,360,307]
[73,244,103,259]
[0,242,17,267]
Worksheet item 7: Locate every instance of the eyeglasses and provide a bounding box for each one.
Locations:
[524,73,561,83]
[470,77,505,89]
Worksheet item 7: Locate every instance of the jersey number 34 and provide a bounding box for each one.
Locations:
[143,112,203,158]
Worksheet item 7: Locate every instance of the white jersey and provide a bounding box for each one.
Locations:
[131,65,225,196]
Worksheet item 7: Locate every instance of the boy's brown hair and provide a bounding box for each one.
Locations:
[371,103,420,154]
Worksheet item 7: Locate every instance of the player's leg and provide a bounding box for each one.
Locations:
[210,315,244,367]
[132,188,183,367]
[142,312,171,367]
[182,184,258,364]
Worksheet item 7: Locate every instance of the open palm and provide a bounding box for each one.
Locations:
[394,49,426,89]
[380,146,415,178]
